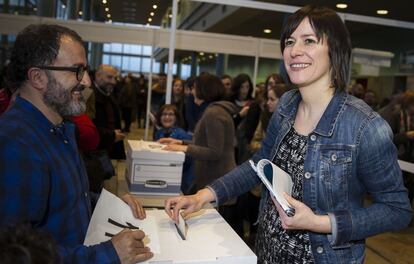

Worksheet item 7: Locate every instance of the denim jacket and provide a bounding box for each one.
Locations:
[208,89,412,264]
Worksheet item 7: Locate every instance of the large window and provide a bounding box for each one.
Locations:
[102,43,160,75]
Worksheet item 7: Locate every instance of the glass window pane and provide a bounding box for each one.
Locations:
[142,45,152,55]
[110,43,122,53]
[103,43,111,52]
[124,44,141,55]
[110,55,122,68]
[122,56,130,70]
[181,64,191,79]
[153,61,160,73]
[129,57,141,72]
[142,58,151,73]
[102,54,110,65]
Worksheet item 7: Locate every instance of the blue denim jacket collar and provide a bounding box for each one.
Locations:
[278,89,348,137]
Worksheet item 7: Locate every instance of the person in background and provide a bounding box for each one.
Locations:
[171,78,187,129]
[261,73,285,132]
[160,74,240,215]
[119,73,137,133]
[0,223,61,264]
[136,73,147,129]
[154,104,194,194]
[221,74,233,99]
[351,82,365,99]
[0,24,152,263]
[154,104,191,141]
[363,89,379,111]
[380,90,414,203]
[151,73,167,114]
[164,6,412,263]
[184,76,209,135]
[93,64,126,160]
[0,65,13,115]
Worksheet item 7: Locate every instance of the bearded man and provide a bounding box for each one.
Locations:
[0,24,152,264]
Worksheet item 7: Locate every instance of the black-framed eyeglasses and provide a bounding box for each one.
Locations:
[36,65,88,81]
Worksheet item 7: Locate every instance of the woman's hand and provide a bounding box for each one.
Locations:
[164,189,215,223]
[163,144,188,152]
[158,138,183,145]
[272,193,332,233]
[121,193,146,220]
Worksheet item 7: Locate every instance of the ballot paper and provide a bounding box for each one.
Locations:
[84,189,161,253]
[175,212,188,240]
[84,190,256,263]
[249,159,295,216]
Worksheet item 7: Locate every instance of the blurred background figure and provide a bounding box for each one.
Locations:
[151,73,167,114]
[0,223,61,264]
[171,78,187,129]
[221,74,233,99]
[351,82,365,99]
[363,89,379,111]
[380,90,414,203]
[136,73,148,129]
[118,73,137,133]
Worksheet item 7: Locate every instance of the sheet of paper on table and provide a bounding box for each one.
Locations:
[84,189,256,264]
[84,189,161,253]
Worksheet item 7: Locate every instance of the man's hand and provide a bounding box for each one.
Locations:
[114,129,126,142]
[112,229,153,264]
[122,193,146,219]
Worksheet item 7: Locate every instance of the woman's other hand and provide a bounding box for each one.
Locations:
[272,193,332,233]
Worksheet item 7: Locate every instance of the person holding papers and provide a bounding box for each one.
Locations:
[164,5,412,264]
[0,24,152,264]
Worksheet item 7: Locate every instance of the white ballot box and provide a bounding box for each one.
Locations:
[85,189,257,264]
[125,140,185,196]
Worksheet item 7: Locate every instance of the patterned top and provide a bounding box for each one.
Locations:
[256,127,314,264]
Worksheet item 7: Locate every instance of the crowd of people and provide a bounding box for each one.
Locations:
[0,4,413,264]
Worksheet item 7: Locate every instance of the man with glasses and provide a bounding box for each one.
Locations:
[0,24,153,263]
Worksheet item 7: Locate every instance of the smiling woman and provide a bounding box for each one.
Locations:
[163,5,412,264]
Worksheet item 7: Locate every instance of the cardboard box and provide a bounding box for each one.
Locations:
[125,140,185,195]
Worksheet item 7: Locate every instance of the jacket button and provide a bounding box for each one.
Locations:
[304,172,311,179]
[310,134,317,141]
[316,246,324,254]
[331,154,337,161]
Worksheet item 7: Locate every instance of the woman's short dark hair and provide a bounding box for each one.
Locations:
[9,24,83,90]
[156,104,181,127]
[280,5,352,91]
[194,74,224,103]
[231,73,253,101]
